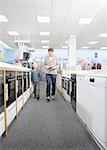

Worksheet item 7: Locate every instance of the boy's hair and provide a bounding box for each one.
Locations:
[48,48,54,52]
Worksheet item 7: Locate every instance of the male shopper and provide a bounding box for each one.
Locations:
[44,48,58,102]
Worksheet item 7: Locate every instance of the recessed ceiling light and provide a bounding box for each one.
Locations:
[62,46,68,49]
[88,41,98,44]
[72,0,107,4]
[100,47,107,50]
[65,40,68,44]
[99,33,107,37]
[0,15,9,22]
[13,40,31,43]
[42,46,49,48]
[40,32,50,35]
[7,31,19,36]
[37,16,50,23]
[41,40,49,43]
[81,46,89,49]
[78,18,93,24]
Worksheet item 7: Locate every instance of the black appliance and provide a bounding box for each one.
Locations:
[62,77,65,89]
[17,72,22,98]
[23,72,26,92]
[27,72,30,89]
[6,71,16,107]
[0,71,4,113]
[23,52,30,61]
[71,74,76,112]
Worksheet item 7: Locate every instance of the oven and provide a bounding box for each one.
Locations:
[0,71,4,113]
[6,71,16,108]
[62,75,71,103]
[71,74,76,112]
[17,72,22,98]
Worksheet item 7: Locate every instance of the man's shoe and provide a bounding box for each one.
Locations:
[51,95,55,100]
[46,96,51,102]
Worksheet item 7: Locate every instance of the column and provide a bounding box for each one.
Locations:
[68,35,77,67]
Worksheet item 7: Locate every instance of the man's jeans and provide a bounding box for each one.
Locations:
[46,74,57,97]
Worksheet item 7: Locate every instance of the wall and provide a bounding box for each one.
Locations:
[34,49,68,59]
[77,49,107,65]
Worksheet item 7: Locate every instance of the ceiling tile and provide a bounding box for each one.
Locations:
[52,9,68,17]
[36,8,51,16]
[14,0,33,8]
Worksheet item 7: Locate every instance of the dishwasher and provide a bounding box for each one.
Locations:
[86,76,107,149]
[77,74,107,149]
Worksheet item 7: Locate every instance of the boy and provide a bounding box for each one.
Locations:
[31,63,41,100]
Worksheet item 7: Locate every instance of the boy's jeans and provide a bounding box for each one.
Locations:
[46,74,57,97]
[33,82,40,98]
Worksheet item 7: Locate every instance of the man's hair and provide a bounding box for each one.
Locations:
[48,48,54,52]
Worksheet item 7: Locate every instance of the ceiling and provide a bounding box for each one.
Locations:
[0,0,107,50]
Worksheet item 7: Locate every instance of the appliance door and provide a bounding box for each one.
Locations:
[77,75,89,124]
[71,82,76,112]
[71,74,76,112]
[87,76,105,145]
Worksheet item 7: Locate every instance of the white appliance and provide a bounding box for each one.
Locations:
[77,74,107,149]
[62,73,71,103]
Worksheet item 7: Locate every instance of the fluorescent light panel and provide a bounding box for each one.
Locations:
[40,32,50,35]
[81,46,89,49]
[65,40,68,44]
[100,47,107,50]
[88,41,98,44]
[41,40,49,43]
[0,15,9,22]
[37,16,50,23]
[14,40,31,43]
[78,18,93,24]
[72,0,107,4]
[62,46,68,49]
[7,31,19,36]
[99,33,107,37]
[42,46,49,48]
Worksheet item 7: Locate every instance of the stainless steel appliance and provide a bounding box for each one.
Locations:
[17,72,22,98]
[71,74,76,112]
[23,72,26,92]
[0,71,4,113]
[6,71,16,108]
[27,72,30,88]
[62,74,71,103]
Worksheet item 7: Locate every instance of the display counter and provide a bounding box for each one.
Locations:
[0,62,33,137]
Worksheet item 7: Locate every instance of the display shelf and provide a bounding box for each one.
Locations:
[0,112,5,137]
[0,62,31,137]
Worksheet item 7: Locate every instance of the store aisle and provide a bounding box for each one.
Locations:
[0,82,100,150]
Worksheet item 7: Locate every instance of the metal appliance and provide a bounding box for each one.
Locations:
[6,71,16,107]
[71,74,76,112]
[17,72,22,98]
[62,73,71,103]
[0,71,4,113]
[23,72,26,92]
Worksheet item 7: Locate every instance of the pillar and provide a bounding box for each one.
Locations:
[68,35,77,67]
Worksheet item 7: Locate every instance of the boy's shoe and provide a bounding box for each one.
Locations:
[51,95,55,100]
[46,96,51,102]
[37,96,40,100]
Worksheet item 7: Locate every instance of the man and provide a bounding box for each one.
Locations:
[44,48,58,101]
